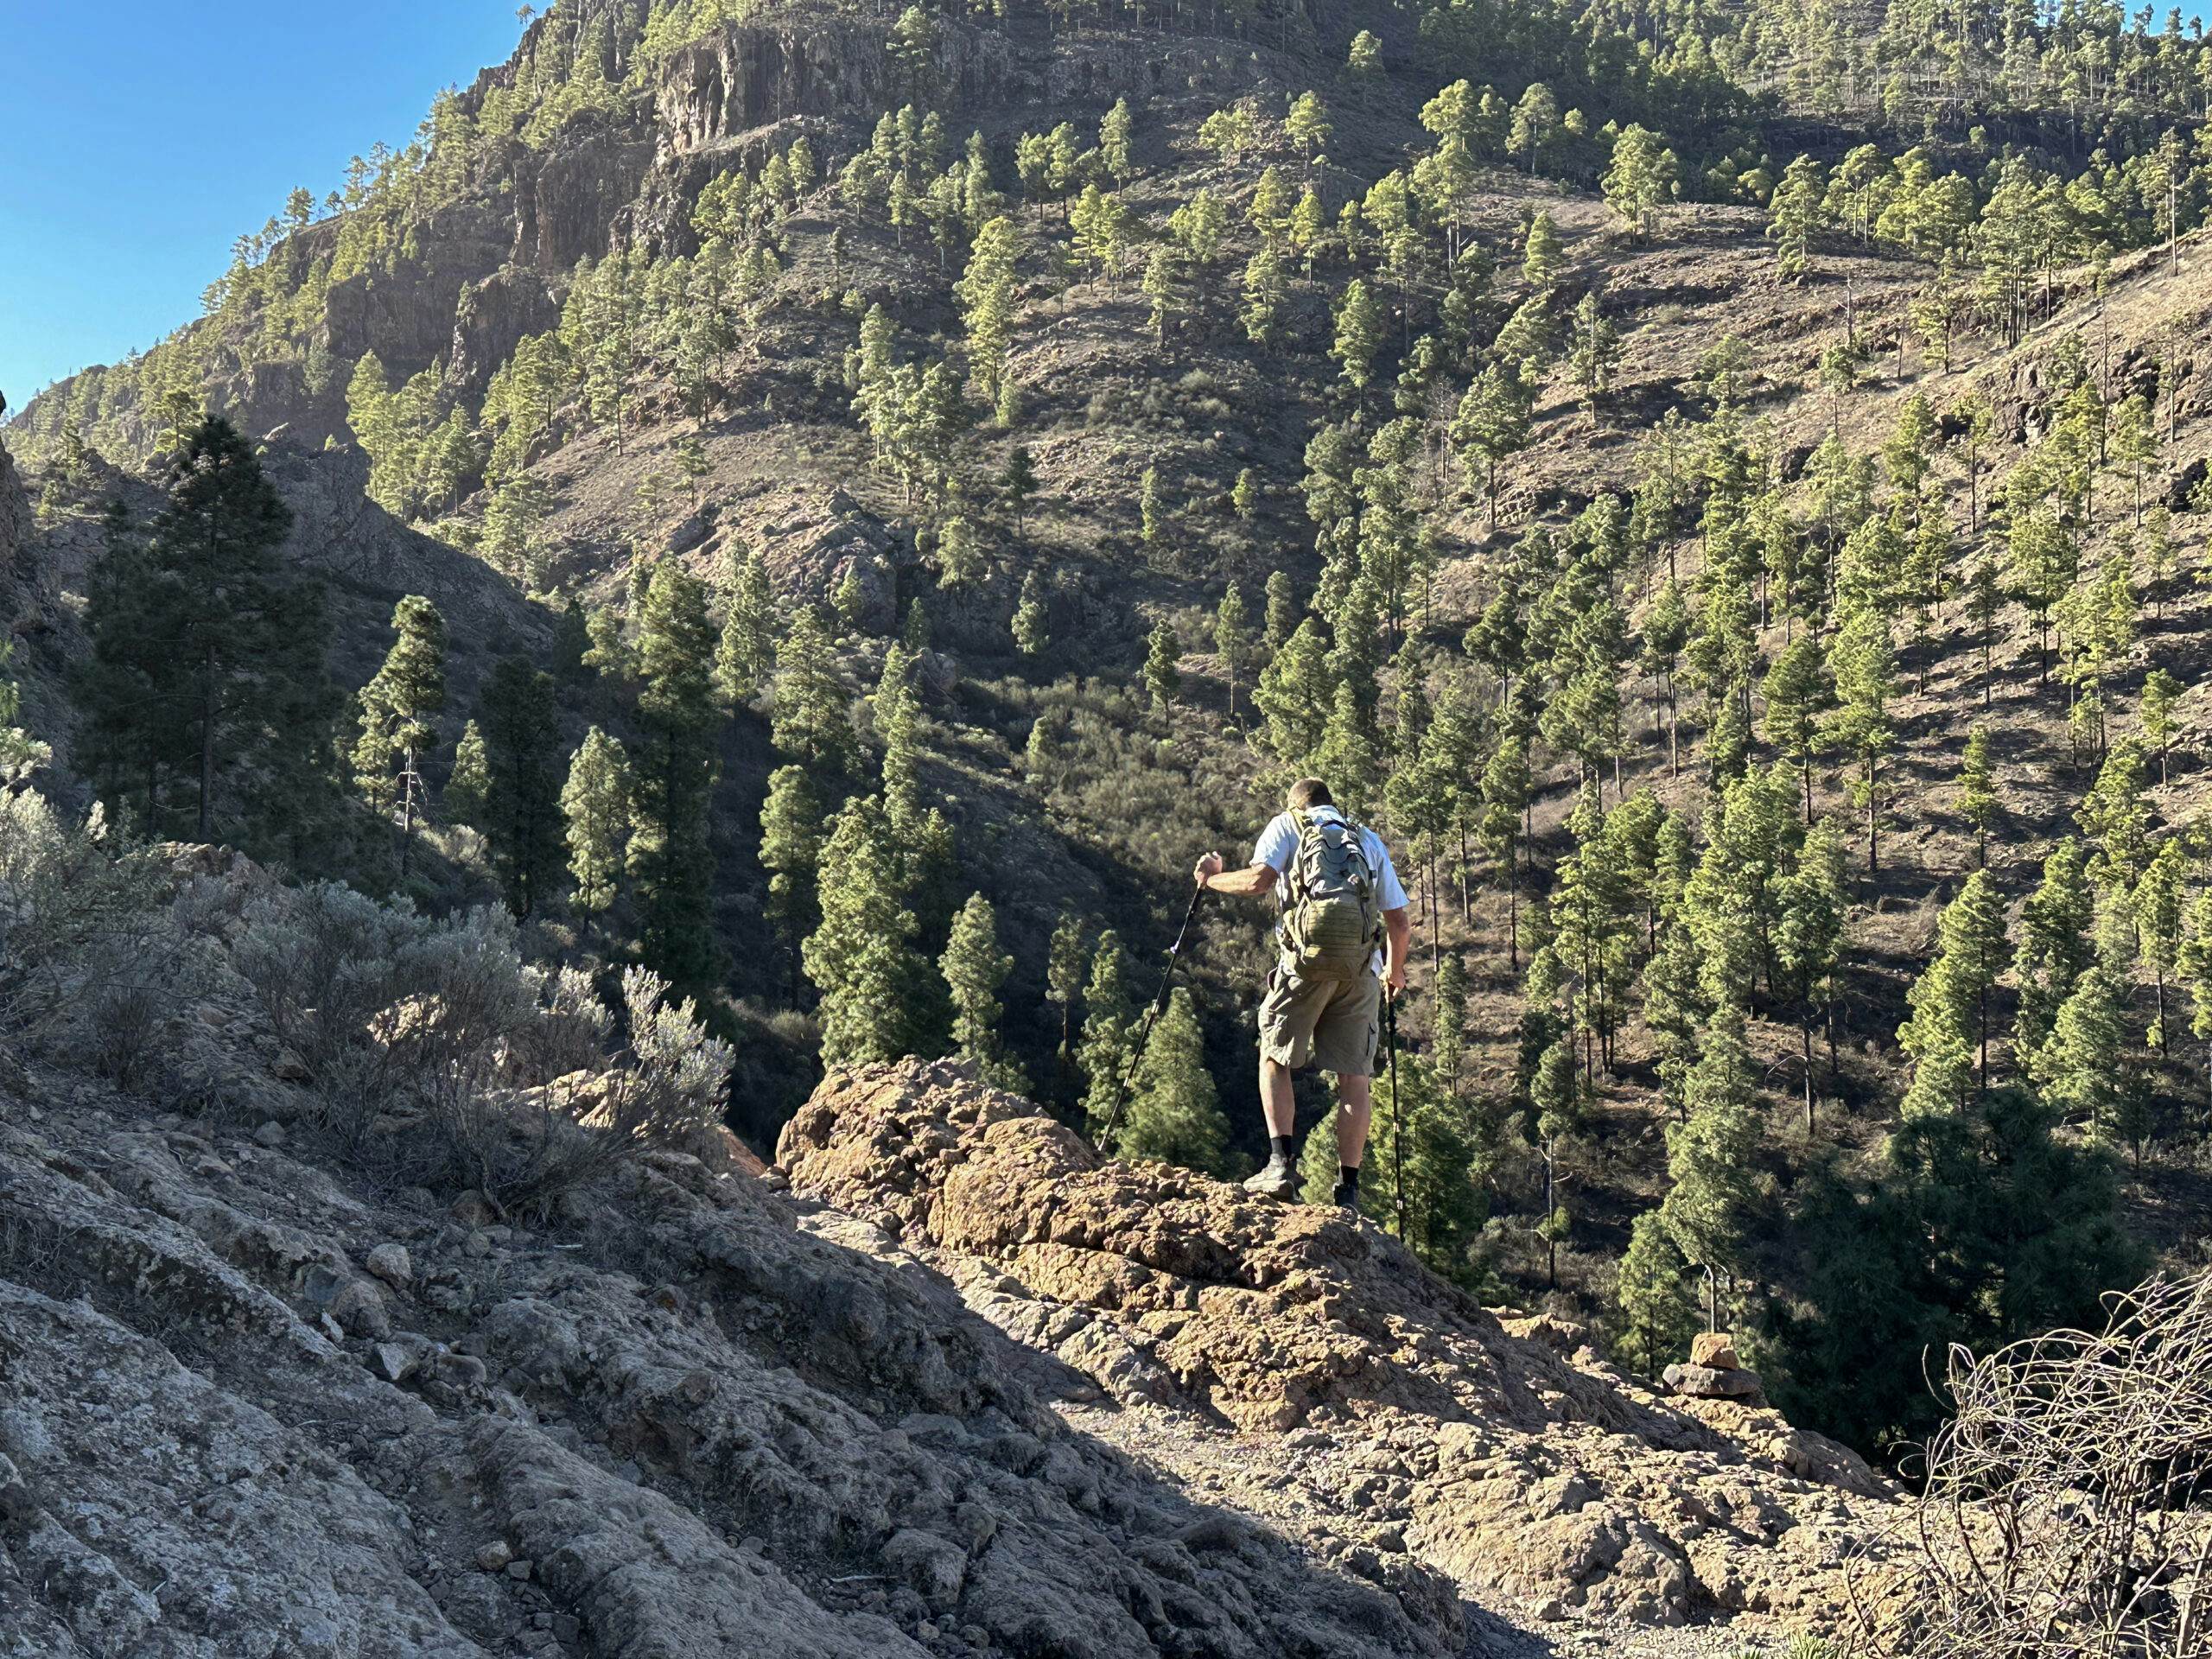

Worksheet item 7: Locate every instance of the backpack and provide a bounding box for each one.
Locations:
[1278,811,1382,982]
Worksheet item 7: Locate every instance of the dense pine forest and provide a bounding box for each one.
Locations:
[10,0,2212,1472]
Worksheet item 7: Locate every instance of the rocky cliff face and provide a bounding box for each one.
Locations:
[654,19,1017,156]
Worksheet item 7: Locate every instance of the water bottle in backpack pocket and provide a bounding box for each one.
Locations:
[1279,813,1382,982]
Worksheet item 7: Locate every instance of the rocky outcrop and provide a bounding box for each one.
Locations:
[780,1061,1898,1631]
[447,268,563,397]
[511,120,656,274]
[324,209,513,384]
[758,493,908,632]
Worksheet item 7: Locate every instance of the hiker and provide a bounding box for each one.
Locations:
[1193,777,1410,1207]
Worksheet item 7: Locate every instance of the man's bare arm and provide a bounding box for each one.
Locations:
[1193,852,1279,897]
[1382,906,1411,995]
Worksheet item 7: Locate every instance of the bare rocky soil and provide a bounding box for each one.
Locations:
[0,1013,1891,1659]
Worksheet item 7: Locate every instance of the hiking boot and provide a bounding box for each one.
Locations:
[1331,1183,1360,1212]
[1243,1154,1299,1199]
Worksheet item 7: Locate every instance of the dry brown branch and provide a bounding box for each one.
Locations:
[1850,1271,2212,1658]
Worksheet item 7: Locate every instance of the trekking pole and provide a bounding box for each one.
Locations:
[1094,879,1206,1156]
[1384,987,1405,1240]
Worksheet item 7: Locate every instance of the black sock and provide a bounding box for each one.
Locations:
[1338,1165,1360,1196]
[1269,1135,1296,1163]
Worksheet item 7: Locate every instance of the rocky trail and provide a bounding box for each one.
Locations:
[1,1036,1890,1658]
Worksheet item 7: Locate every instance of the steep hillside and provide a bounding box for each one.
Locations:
[9,0,2212,1484]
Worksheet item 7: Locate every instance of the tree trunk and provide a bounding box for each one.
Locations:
[1802,1015,1815,1135]
[1507,853,1519,972]
[199,645,217,840]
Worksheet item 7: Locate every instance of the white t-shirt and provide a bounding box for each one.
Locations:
[1251,806,1408,978]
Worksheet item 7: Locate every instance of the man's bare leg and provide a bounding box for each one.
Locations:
[1262,1056,1297,1138]
[1243,1056,1303,1196]
[1334,1071,1372,1168]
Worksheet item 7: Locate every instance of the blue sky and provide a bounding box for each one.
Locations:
[0,2,525,407]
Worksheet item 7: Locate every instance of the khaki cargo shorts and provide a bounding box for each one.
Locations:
[1258,963,1381,1077]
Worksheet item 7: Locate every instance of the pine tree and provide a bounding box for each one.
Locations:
[1528,1025,1579,1286]
[445,718,489,829]
[1099,96,1135,185]
[2037,964,2131,1145]
[942,892,1025,1090]
[2133,836,2187,1054]
[2139,667,2181,783]
[1957,724,1998,865]
[1768,155,1827,279]
[1263,570,1299,648]
[1213,583,1258,722]
[1762,630,1831,822]
[1567,289,1621,417]
[1432,950,1468,1099]
[552,602,593,685]
[1507,82,1558,173]
[1601,124,1674,238]
[1479,732,1532,969]
[1451,364,1531,528]
[479,657,566,918]
[1661,1005,1761,1328]
[1521,211,1565,290]
[79,416,329,847]
[715,540,776,704]
[1367,1054,1482,1267]
[562,725,632,924]
[1299,1105,1346,1205]
[1046,911,1088,1077]
[1001,446,1039,531]
[771,606,855,774]
[760,763,825,1007]
[805,794,929,1065]
[1898,872,2010,1116]
[2014,836,2096,1071]
[1787,1084,2139,1452]
[957,214,1020,407]
[1775,817,1847,1129]
[2178,889,2212,1126]
[1011,569,1049,658]
[1241,246,1284,345]
[353,594,448,868]
[1616,1210,1696,1376]
[1143,621,1180,712]
[1077,929,1138,1133]
[2079,740,2152,895]
[1331,278,1388,392]
[630,561,723,989]
[1823,603,1897,871]
[1139,245,1182,345]
[1285,90,1331,170]
[1115,987,1230,1173]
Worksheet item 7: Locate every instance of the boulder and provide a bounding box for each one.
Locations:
[1664,1361,1766,1401]
[365,1243,413,1289]
[1691,1332,1741,1370]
